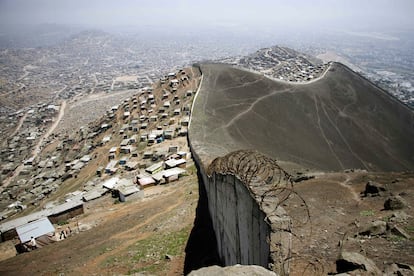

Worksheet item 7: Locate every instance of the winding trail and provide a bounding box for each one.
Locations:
[1,111,28,148]
[313,94,345,170]
[223,86,295,129]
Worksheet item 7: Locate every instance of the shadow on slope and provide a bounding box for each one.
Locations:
[184,168,221,275]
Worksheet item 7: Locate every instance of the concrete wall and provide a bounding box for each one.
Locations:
[188,144,292,274]
[205,172,270,267]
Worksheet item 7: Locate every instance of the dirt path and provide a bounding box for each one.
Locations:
[52,85,67,101]
[2,83,26,97]
[338,174,361,203]
[32,100,66,156]
[1,101,66,190]
[1,111,28,148]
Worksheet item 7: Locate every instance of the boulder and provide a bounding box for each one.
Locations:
[363,181,387,196]
[385,263,414,275]
[384,195,407,210]
[188,265,278,276]
[358,220,387,236]
[389,225,411,239]
[389,210,411,223]
[336,251,381,275]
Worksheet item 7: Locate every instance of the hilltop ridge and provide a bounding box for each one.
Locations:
[190,62,414,172]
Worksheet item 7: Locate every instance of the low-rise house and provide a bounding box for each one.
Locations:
[125,161,139,171]
[120,145,135,154]
[129,135,138,144]
[177,151,188,159]
[181,116,190,126]
[143,151,153,159]
[140,133,148,142]
[16,217,55,246]
[164,129,175,140]
[102,177,120,190]
[168,146,179,153]
[151,171,165,183]
[105,160,118,174]
[148,134,156,145]
[117,185,141,202]
[165,158,186,169]
[163,168,186,183]
[83,188,107,202]
[170,79,179,87]
[72,162,85,171]
[119,157,128,166]
[109,147,119,155]
[80,155,91,163]
[137,177,155,189]
[178,127,188,136]
[102,136,111,144]
[145,161,163,175]
[112,179,141,202]
[120,139,130,147]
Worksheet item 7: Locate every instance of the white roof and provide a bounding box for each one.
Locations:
[145,161,163,173]
[0,200,83,234]
[117,178,133,187]
[138,177,155,186]
[118,185,140,196]
[16,217,55,243]
[163,168,186,178]
[165,158,186,168]
[102,177,119,189]
[105,160,118,170]
[83,189,105,202]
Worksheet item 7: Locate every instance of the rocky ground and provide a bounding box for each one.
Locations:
[285,171,414,275]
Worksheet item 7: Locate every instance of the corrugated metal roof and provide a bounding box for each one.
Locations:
[83,188,107,202]
[165,158,186,168]
[138,177,155,186]
[164,168,186,178]
[50,198,83,215]
[118,185,140,196]
[0,210,49,233]
[102,177,119,189]
[16,217,55,243]
[145,161,163,174]
[0,198,83,233]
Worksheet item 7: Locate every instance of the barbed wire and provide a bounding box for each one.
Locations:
[206,149,314,275]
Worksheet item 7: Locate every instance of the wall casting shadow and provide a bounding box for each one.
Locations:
[183,168,222,275]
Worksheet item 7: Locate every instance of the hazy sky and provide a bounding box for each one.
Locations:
[0,0,413,31]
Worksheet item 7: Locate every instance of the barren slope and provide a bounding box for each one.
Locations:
[190,63,414,171]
